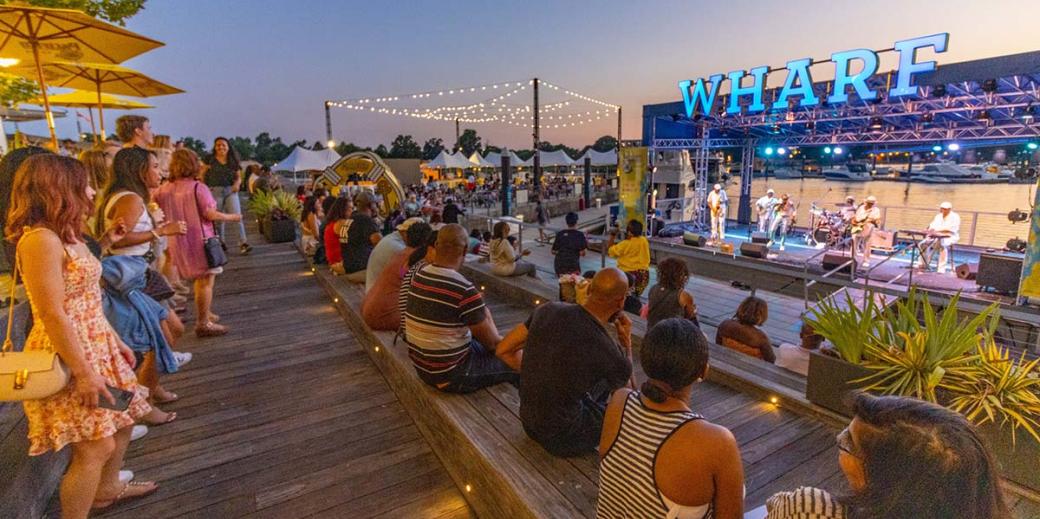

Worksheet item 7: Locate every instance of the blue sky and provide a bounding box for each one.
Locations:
[15,0,1040,149]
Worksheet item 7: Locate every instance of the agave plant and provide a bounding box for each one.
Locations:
[248,189,275,221]
[269,190,302,221]
[946,340,1040,444]
[858,331,982,403]
[805,289,882,364]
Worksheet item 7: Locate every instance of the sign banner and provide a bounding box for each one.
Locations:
[1018,177,1040,298]
[617,147,649,229]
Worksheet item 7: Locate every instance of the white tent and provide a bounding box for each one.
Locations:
[484,150,528,167]
[469,151,496,168]
[425,150,475,169]
[522,149,576,167]
[273,146,340,172]
[574,148,618,166]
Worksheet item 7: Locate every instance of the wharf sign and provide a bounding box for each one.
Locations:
[679,33,949,117]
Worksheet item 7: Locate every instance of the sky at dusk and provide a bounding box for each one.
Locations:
[13,0,1040,150]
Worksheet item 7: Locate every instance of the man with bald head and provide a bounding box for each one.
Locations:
[404,224,518,393]
[496,267,635,457]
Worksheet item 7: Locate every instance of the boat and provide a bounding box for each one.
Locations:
[822,162,873,181]
[909,161,1012,183]
[769,167,803,179]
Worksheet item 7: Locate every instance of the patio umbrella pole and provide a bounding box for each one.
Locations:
[87,107,97,142]
[29,36,57,149]
[96,83,106,142]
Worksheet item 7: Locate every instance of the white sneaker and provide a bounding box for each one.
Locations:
[173,351,193,368]
[119,470,134,484]
[779,245,785,251]
[131,425,149,442]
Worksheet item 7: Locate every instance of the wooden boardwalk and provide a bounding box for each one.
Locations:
[50,224,473,518]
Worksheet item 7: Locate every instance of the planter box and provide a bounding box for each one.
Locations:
[257,217,267,236]
[263,218,296,243]
[805,350,873,416]
[978,422,1040,492]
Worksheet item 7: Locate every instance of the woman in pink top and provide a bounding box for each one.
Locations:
[155,150,242,338]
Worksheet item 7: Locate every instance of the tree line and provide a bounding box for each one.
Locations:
[180,130,620,167]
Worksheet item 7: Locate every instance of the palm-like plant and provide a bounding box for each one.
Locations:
[248,190,275,220]
[946,341,1040,444]
[269,190,302,221]
[858,331,982,403]
[805,289,881,364]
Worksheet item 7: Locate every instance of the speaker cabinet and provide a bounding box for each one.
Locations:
[821,253,853,273]
[682,232,706,247]
[956,263,978,280]
[977,253,1022,293]
[750,232,770,244]
[740,242,769,259]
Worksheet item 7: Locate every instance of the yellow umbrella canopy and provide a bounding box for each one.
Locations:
[31,90,153,110]
[11,61,182,141]
[0,4,164,147]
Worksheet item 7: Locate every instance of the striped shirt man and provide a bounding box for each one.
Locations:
[404,263,487,385]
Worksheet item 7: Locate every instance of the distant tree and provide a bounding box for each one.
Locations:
[229,136,255,161]
[334,141,364,156]
[180,136,207,155]
[311,140,324,150]
[593,135,618,152]
[7,0,147,25]
[374,144,389,158]
[0,74,38,108]
[514,149,534,160]
[388,134,421,159]
[484,145,502,155]
[457,129,481,156]
[422,137,444,160]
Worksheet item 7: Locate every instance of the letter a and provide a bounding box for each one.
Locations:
[679,74,723,118]
[775,58,819,108]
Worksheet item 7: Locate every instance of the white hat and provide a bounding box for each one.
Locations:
[766,188,775,194]
[397,217,424,232]
[940,201,953,209]
[866,195,877,203]
[713,183,722,190]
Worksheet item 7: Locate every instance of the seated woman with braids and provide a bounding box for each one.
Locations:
[596,318,745,519]
[766,393,1009,519]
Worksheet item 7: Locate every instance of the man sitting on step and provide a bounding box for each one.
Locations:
[496,268,635,457]
[404,224,519,393]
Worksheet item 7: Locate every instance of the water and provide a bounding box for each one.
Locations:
[722,178,1037,249]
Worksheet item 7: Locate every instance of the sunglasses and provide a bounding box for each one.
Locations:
[836,426,859,457]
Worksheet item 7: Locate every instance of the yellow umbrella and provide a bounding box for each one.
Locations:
[29,90,153,137]
[10,61,181,142]
[0,4,164,147]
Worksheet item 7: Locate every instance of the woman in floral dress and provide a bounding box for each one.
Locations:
[7,155,157,518]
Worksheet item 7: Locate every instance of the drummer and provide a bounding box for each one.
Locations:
[839,196,857,222]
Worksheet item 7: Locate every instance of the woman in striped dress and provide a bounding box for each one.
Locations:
[767,393,1009,519]
[596,319,745,519]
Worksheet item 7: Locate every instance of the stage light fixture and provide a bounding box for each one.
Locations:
[947,143,961,151]
[805,120,816,131]
[823,146,832,154]
[1028,142,1038,150]
[921,111,934,123]
[777,147,787,155]
[869,116,883,130]
[764,147,774,155]
[981,79,998,93]
[833,146,844,155]
[976,110,990,121]
[932,145,943,152]
[931,84,947,97]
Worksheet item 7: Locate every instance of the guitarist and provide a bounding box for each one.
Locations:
[768,193,797,251]
[920,201,960,274]
[850,195,881,267]
[706,183,729,244]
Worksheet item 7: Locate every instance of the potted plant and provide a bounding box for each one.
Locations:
[248,190,275,235]
[249,190,299,243]
[804,289,879,415]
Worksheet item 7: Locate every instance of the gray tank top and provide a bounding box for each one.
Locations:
[647,284,684,330]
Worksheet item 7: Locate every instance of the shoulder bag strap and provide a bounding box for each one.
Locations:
[3,230,23,352]
[193,182,210,240]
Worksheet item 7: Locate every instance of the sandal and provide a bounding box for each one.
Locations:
[91,480,158,512]
[195,322,228,338]
[152,389,179,404]
[140,411,177,427]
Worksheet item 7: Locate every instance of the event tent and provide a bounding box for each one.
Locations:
[483,150,527,167]
[425,150,475,169]
[272,146,340,172]
[574,148,618,166]
[469,151,497,168]
[521,149,576,167]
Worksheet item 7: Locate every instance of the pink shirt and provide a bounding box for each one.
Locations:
[154,179,217,280]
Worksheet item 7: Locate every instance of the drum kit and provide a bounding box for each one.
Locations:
[806,202,852,248]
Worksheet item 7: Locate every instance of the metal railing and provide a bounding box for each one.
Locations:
[802,236,855,308]
[486,212,613,270]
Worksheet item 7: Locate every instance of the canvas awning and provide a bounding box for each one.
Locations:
[425,150,475,169]
[469,151,496,168]
[522,149,576,167]
[574,148,618,166]
[272,146,340,172]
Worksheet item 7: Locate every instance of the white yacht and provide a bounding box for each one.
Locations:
[823,162,873,181]
[910,161,1012,183]
[769,167,803,179]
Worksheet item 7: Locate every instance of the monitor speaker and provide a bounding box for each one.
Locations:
[682,232,706,247]
[821,253,853,273]
[977,253,1022,293]
[740,242,769,259]
[750,232,770,244]
[956,263,978,280]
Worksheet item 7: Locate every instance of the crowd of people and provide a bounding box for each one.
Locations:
[2,114,252,518]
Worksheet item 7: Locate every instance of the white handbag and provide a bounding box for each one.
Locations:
[0,241,69,401]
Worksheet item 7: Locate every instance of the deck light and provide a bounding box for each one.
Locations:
[333,298,339,303]
[770,396,779,405]
[465,484,472,493]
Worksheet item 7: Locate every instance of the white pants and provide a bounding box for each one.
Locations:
[921,237,955,272]
[757,213,771,233]
[710,214,726,241]
[851,224,875,265]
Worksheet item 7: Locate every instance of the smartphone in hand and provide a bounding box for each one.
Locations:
[98,385,134,412]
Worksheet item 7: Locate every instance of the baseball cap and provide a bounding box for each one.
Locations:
[397,216,424,232]
[939,201,952,209]
[866,195,877,203]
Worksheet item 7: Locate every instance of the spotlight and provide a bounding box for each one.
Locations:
[327,139,336,148]
[981,79,998,93]
[1028,142,1039,150]
[764,147,774,155]
[823,146,832,154]
[1024,104,1036,121]
[947,143,961,151]
[805,120,816,131]
[777,147,787,155]
[921,111,934,123]
[833,146,844,155]
[932,145,943,152]
[869,116,884,131]
[771,124,781,134]
[976,110,990,121]
[931,84,947,97]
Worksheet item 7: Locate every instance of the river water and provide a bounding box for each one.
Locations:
[720,178,1037,249]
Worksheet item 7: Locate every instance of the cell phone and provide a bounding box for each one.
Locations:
[98,385,134,412]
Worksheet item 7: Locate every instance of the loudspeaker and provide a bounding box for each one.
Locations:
[751,232,770,244]
[956,263,978,280]
[821,253,853,273]
[740,242,769,259]
[977,253,1023,293]
[720,243,734,254]
[682,232,706,247]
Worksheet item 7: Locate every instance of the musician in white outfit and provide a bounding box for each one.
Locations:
[755,189,779,233]
[706,183,728,243]
[920,201,960,274]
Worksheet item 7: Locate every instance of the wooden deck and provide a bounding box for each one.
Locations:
[43,224,473,518]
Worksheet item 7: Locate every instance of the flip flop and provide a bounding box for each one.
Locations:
[91,480,158,512]
[140,411,177,427]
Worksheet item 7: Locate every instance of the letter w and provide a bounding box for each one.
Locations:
[679,74,723,118]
